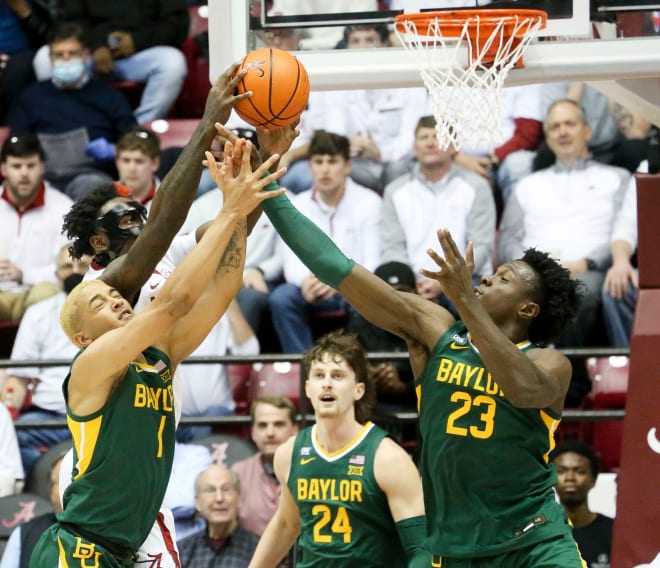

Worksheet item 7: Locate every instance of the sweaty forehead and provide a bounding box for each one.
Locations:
[77,280,110,303]
[506,261,538,286]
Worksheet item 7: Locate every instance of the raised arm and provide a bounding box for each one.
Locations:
[99,65,250,301]
[209,128,455,348]
[68,145,285,414]
[160,147,285,366]
[248,437,301,568]
[422,230,572,412]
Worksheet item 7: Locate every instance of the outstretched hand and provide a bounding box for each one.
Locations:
[420,229,475,303]
[257,122,300,163]
[203,63,251,126]
[210,123,264,173]
[204,135,248,178]
[204,142,286,218]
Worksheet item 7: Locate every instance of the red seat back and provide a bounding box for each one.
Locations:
[587,356,629,408]
[144,119,200,149]
[250,362,302,409]
[585,356,629,472]
[227,363,253,415]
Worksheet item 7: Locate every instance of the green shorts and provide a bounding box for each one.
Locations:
[29,523,134,568]
[431,534,587,568]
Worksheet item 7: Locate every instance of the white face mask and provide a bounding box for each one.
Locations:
[52,58,86,85]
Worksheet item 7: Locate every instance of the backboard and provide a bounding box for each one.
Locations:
[209,1,660,125]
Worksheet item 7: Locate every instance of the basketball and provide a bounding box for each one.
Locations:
[233,47,310,129]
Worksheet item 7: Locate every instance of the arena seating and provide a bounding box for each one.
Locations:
[250,362,302,409]
[173,5,210,118]
[586,356,629,472]
[24,440,72,500]
[190,433,255,467]
[0,492,54,556]
[227,363,254,415]
[144,118,200,149]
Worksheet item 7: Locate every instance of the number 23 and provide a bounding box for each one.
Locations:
[446,392,496,439]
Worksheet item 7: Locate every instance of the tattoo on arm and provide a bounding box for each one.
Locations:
[218,219,247,274]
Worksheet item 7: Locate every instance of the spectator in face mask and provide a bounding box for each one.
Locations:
[5,22,137,201]
[0,244,91,478]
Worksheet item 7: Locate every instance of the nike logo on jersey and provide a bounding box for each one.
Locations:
[300,457,316,465]
[449,342,469,350]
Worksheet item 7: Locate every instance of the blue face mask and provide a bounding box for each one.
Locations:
[52,58,86,85]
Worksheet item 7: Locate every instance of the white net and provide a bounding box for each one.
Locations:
[395,11,545,150]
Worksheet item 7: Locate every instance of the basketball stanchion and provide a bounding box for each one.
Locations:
[233,47,310,129]
[394,9,546,150]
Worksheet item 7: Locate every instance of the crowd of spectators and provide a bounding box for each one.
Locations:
[0,2,655,565]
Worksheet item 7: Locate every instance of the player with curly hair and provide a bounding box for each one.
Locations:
[250,331,428,568]
[209,130,586,567]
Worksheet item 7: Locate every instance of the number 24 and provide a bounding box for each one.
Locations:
[312,504,352,544]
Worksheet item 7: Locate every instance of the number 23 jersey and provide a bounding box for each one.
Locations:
[417,321,571,558]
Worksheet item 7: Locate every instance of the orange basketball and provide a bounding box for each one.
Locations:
[233,47,310,129]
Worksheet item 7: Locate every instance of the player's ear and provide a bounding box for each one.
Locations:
[354,381,365,401]
[73,332,91,348]
[519,300,540,320]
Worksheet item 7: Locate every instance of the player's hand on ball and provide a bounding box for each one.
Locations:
[257,121,300,163]
[205,142,286,217]
[205,63,251,126]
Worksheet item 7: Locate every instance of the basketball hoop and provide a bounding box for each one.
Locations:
[394,9,547,150]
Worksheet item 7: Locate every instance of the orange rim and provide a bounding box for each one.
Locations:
[393,9,547,37]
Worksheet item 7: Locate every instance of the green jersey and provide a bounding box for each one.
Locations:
[288,422,407,567]
[417,322,571,558]
[58,346,176,553]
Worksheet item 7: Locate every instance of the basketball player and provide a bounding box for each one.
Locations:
[53,63,250,568]
[29,146,285,567]
[248,331,428,568]
[209,131,586,566]
[75,63,249,305]
[59,120,298,566]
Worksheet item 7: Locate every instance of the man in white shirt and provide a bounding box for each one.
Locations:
[380,115,496,309]
[277,23,429,195]
[1,245,90,477]
[114,127,162,209]
[270,130,382,352]
[0,133,72,321]
[0,404,23,498]
[602,174,639,348]
[499,99,630,349]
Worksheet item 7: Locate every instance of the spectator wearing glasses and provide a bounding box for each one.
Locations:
[177,465,260,567]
